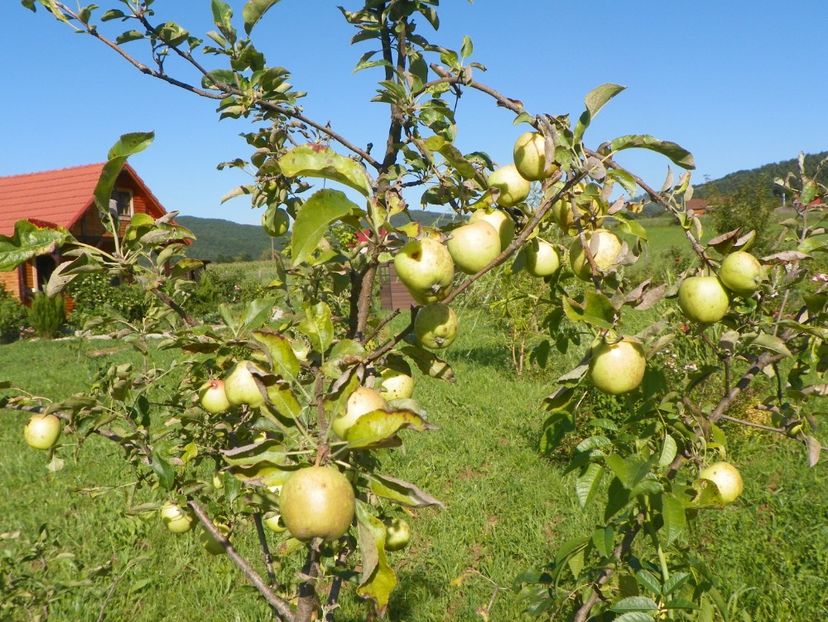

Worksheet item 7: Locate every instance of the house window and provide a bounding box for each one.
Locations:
[110,189,133,218]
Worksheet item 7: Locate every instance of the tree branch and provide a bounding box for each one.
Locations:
[188,501,294,622]
[295,539,322,622]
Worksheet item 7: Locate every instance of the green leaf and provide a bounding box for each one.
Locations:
[151,454,175,490]
[563,292,615,330]
[748,332,792,357]
[252,330,301,380]
[662,571,690,596]
[0,220,72,271]
[609,134,695,170]
[321,339,366,379]
[658,434,677,468]
[606,454,652,490]
[355,501,397,613]
[298,301,334,353]
[94,132,155,232]
[264,384,302,419]
[211,0,235,39]
[591,526,614,558]
[290,189,358,266]
[612,613,655,622]
[116,30,145,44]
[221,440,287,467]
[242,0,281,34]
[610,596,659,613]
[574,83,625,143]
[345,409,432,449]
[635,569,662,596]
[460,35,473,59]
[662,493,687,545]
[575,463,605,508]
[365,473,444,508]
[278,144,372,196]
[399,345,454,382]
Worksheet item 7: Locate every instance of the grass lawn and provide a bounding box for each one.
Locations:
[2,308,827,620]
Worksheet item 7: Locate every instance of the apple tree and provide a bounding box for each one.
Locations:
[2,1,827,621]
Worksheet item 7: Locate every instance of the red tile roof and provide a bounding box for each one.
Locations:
[0,163,105,236]
[0,163,167,237]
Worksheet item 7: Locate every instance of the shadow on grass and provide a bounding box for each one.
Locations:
[448,343,512,371]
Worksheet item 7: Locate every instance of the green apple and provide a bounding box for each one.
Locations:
[469,208,515,250]
[699,461,743,504]
[569,229,622,280]
[24,414,61,450]
[160,502,194,534]
[332,386,388,439]
[447,221,500,274]
[384,518,412,551]
[414,303,458,349]
[589,337,646,395]
[200,522,231,555]
[393,237,454,304]
[487,164,530,208]
[224,361,266,408]
[525,239,560,277]
[199,379,230,414]
[280,466,355,541]
[719,251,764,296]
[262,206,290,237]
[379,360,415,401]
[513,132,556,181]
[550,199,575,235]
[678,276,729,323]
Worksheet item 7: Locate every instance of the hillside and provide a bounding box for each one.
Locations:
[694,150,828,199]
[178,209,457,263]
[177,216,281,263]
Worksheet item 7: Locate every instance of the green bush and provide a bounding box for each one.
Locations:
[67,274,152,328]
[28,293,65,339]
[0,287,27,343]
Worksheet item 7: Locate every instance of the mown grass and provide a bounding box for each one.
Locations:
[2,306,827,620]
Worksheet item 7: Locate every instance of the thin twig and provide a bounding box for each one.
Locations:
[295,539,322,622]
[253,513,279,588]
[188,501,294,621]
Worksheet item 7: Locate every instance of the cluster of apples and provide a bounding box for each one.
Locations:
[678,251,765,324]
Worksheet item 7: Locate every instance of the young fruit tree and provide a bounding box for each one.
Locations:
[2,1,827,620]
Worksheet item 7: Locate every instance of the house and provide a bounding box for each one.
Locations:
[0,163,168,303]
[378,264,418,311]
[686,198,710,216]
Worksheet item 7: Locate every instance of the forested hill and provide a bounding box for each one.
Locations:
[177,216,278,263]
[694,151,828,199]
[177,209,457,263]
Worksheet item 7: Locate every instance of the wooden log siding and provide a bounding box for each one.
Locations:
[378,264,418,311]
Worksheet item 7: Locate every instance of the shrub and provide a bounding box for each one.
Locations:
[28,293,65,339]
[67,274,152,328]
[0,287,27,343]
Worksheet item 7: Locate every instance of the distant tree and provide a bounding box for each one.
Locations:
[711,176,777,253]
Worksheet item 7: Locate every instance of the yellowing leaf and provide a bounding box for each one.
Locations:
[278,144,372,196]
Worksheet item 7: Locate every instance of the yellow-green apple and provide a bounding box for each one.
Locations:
[678,276,729,323]
[699,461,743,504]
[414,303,458,349]
[487,164,530,207]
[393,237,454,303]
[569,229,622,280]
[384,518,412,551]
[224,361,266,408]
[280,466,355,541]
[447,221,500,274]
[469,208,515,250]
[719,251,764,296]
[199,379,230,414]
[160,502,194,534]
[513,132,556,181]
[525,239,560,277]
[589,337,646,394]
[331,386,388,439]
[24,414,61,450]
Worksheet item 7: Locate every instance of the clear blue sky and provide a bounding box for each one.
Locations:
[1,1,826,225]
